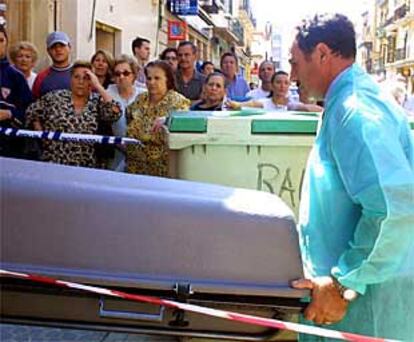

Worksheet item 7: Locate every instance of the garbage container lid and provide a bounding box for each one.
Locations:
[168,110,265,133]
[168,111,320,134]
[251,113,319,134]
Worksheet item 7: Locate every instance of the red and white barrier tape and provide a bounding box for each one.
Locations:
[0,269,398,342]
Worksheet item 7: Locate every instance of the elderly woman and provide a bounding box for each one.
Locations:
[25,60,121,167]
[228,71,323,112]
[191,72,226,111]
[90,49,114,89]
[126,60,190,176]
[106,55,145,171]
[9,41,39,90]
[160,47,178,73]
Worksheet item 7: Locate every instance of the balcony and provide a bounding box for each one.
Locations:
[395,48,407,61]
[200,0,224,14]
[230,18,244,45]
[387,50,395,63]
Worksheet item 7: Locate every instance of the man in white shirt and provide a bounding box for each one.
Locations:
[131,36,151,88]
[246,61,275,100]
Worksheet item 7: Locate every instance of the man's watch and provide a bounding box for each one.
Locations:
[332,277,359,302]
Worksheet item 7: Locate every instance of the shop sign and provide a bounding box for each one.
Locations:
[168,20,188,41]
[168,0,199,16]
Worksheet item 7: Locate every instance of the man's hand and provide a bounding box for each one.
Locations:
[292,276,348,325]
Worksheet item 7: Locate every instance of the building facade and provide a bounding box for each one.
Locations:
[2,0,255,76]
[371,0,414,93]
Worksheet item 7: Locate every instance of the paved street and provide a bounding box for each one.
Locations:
[0,324,179,342]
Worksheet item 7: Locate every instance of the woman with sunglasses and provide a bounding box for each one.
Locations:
[106,55,146,171]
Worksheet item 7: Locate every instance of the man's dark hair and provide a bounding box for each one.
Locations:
[160,47,178,60]
[177,41,197,54]
[131,36,150,54]
[295,13,356,59]
[201,61,214,71]
[220,52,238,67]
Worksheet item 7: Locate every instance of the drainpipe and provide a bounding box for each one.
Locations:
[53,0,58,31]
[89,0,97,41]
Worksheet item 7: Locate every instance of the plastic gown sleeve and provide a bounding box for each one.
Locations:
[330,112,414,295]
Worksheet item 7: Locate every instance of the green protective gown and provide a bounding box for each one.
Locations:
[298,64,414,341]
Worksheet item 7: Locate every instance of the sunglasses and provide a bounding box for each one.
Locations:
[114,70,133,77]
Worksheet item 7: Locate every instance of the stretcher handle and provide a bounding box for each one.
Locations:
[99,298,165,322]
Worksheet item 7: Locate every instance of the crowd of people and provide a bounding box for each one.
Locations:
[1,13,413,340]
[0,23,412,178]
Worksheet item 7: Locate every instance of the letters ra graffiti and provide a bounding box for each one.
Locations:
[256,163,305,208]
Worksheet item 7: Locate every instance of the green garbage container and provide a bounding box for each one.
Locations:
[168,111,319,218]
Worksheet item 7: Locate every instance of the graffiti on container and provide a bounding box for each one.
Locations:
[256,163,305,208]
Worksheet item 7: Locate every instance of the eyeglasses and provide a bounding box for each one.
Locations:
[165,56,177,61]
[114,70,133,77]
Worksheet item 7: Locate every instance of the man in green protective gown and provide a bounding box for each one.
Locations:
[290,13,414,340]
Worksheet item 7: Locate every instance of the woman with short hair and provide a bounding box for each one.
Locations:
[106,55,145,171]
[25,60,121,167]
[9,41,39,90]
[126,60,190,176]
[191,72,226,111]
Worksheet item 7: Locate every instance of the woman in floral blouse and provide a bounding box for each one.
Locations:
[25,60,121,168]
[126,60,190,177]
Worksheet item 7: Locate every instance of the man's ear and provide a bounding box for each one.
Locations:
[315,42,331,64]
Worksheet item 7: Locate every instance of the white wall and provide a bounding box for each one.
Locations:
[61,0,160,61]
